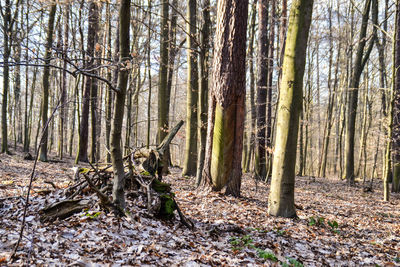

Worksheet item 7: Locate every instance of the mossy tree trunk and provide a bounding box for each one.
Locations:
[201,0,248,197]
[111,0,130,209]
[39,3,57,162]
[182,0,199,176]
[268,0,313,218]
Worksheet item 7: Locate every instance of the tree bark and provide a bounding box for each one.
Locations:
[392,0,400,194]
[268,0,313,218]
[39,3,57,162]
[255,0,269,180]
[182,0,199,176]
[196,0,211,186]
[111,0,130,209]
[343,0,374,184]
[201,0,248,197]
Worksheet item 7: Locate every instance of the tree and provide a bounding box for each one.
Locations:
[76,1,99,163]
[391,0,400,194]
[255,0,269,180]
[268,0,313,218]
[111,0,130,208]
[182,0,199,176]
[343,0,375,184]
[39,2,57,162]
[157,0,170,171]
[1,0,20,153]
[201,0,248,196]
[196,0,211,186]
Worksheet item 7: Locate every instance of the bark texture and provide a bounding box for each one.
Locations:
[111,0,130,209]
[268,0,313,218]
[201,0,248,197]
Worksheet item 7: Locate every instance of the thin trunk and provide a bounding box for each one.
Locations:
[111,0,130,208]
[39,3,57,162]
[344,0,375,183]
[182,0,199,176]
[196,0,211,186]
[244,0,258,173]
[255,0,269,180]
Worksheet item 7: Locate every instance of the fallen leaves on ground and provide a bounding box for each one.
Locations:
[0,151,399,266]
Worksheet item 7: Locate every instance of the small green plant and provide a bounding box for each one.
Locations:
[327,220,340,233]
[229,235,254,251]
[280,257,303,267]
[82,211,101,219]
[287,257,304,267]
[276,229,287,236]
[256,249,278,262]
[394,257,400,263]
[308,216,317,226]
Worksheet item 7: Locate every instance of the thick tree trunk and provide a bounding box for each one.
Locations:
[111,0,130,209]
[39,3,57,162]
[268,0,313,218]
[201,0,248,197]
[182,0,199,176]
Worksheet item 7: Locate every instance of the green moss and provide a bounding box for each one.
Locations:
[152,179,171,193]
[210,103,235,190]
[79,167,91,174]
[158,194,176,220]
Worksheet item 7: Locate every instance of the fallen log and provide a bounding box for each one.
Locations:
[39,199,91,222]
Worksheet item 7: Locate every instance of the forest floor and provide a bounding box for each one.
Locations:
[0,148,399,266]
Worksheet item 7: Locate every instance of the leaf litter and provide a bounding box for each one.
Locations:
[0,152,399,266]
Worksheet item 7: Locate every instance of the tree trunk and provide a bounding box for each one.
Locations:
[343,0,374,184]
[157,0,169,151]
[39,3,57,162]
[392,0,400,194]
[59,7,69,159]
[255,0,269,180]
[90,2,100,163]
[244,0,257,173]
[268,0,313,218]
[146,0,152,149]
[196,0,211,186]
[182,0,199,176]
[111,0,130,209]
[105,1,113,162]
[265,0,276,180]
[201,0,248,197]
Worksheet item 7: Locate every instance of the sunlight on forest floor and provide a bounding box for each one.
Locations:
[0,150,399,266]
